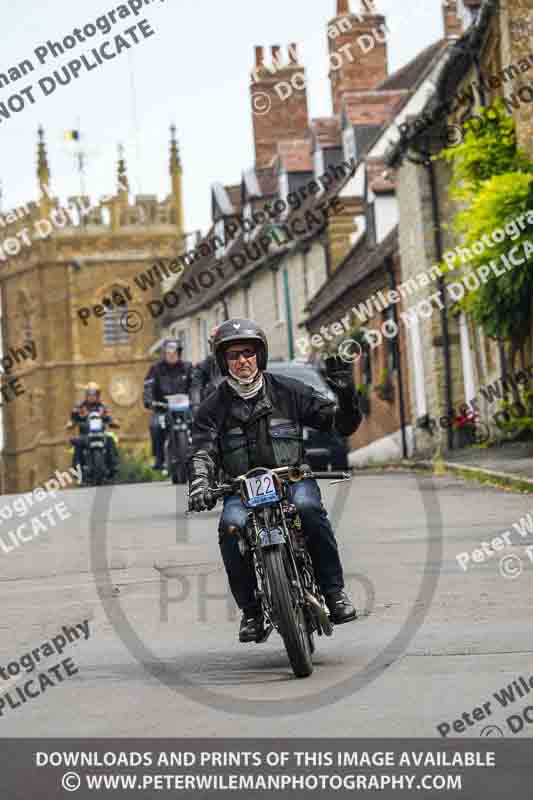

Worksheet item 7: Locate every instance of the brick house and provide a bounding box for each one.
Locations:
[159,1,400,361]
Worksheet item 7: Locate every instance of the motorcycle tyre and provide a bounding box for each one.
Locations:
[263,545,313,678]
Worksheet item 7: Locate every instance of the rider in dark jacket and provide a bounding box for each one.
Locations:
[144,340,193,470]
[188,318,362,643]
[68,382,119,476]
[190,326,224,415]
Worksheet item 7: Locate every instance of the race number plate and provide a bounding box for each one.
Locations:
[166,393,189,411]
[244,471,279,507]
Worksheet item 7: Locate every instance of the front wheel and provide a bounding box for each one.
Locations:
[174,430,188,484]
[263,545,313,678]
[91,449,106,486]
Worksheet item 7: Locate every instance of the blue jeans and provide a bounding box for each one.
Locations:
[218,478,345,612]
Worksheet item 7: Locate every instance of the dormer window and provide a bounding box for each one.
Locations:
[314,147,325,187]
[243,202,254,242]
[215,219,225,259]
[343,126,357,162]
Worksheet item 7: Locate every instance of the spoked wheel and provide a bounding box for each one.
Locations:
[263,545,313,678]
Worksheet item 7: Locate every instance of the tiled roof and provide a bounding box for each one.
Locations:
[342,90,408,126]
[377,40,447,92]
[167,158,357,322]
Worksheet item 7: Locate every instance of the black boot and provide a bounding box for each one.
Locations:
[239,609,264,643]
[325,590,357,624]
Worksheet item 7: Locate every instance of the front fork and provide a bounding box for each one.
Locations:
[245,505,307,631]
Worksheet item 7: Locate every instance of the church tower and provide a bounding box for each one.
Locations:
[1,126,187,493]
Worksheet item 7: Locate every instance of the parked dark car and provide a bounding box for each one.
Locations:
[267,360,350,471]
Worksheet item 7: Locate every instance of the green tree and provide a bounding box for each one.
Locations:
[438,100,533,369]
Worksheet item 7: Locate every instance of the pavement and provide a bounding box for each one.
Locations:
[0,470,532,738]
[437,440,533,488]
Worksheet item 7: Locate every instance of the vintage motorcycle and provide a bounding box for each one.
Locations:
[189,463,351,678]
[72,411,119,486]
[153,394,192,484]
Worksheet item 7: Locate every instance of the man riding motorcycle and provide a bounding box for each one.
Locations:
[68,382,120,477]
[144,339,193,470]
[187,318,362,643]
[190,325,224,417]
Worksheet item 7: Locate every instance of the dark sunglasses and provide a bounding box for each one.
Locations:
[225,347,257,361]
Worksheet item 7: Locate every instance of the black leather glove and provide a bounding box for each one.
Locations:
[324,355,355,394]
[188,477,216,512]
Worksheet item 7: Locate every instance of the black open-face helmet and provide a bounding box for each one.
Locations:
[213,318,268,376]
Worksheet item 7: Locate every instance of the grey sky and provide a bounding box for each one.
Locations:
[1,0,444,235]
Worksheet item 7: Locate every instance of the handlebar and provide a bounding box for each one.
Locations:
[188,464,352,512]
[151,401,169,410]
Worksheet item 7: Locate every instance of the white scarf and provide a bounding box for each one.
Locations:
[227,368,264,400]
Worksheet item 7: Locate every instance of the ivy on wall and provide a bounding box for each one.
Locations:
[437,100,533,369]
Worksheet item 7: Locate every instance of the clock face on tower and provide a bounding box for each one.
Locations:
[109,375,139,407]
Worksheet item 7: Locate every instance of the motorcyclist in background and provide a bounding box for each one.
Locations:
[144,339,193,471]
[67,382,120,477]
[190,325,224,417]
[188,319,362,643]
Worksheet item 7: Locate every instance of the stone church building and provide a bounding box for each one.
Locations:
[0,127,186,493]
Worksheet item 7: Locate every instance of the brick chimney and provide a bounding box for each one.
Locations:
[442,0,462,39]
[250,44,309,169]
[328,0,389,115]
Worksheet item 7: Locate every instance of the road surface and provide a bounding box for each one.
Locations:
[0,470,531,738]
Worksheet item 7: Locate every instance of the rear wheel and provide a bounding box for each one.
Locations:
[263,545,313,678]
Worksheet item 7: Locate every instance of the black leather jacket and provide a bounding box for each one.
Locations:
[190,354,224,407]
[188,372,361,483]
[143,359,193,408]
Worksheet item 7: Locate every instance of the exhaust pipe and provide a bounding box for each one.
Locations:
[304,591,333,636]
